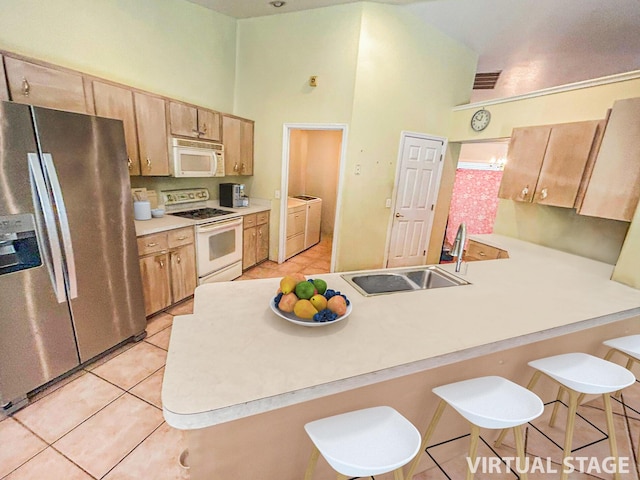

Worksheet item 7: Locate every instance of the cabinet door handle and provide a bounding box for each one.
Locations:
[127,157,132,170]
[176,236,187,241]
[201,123,207,133]
[520,186,529,198]
[159,259,165,268]
[146,242,159,247]
[258,230,262,237]
[176,255,181,264]
[539,188,548,200]
[233,162,239,172]
[479,251,486,257]
[22,77,30,97]
[146,157,152,170]
[241,162,246,173]
[252,232,256,237]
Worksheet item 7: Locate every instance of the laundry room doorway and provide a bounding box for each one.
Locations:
[279,124,348,271]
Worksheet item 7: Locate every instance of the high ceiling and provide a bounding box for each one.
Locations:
[188,0,640,100]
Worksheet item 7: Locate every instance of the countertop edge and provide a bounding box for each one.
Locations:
[135,198,271,236]
[162,306,640,430]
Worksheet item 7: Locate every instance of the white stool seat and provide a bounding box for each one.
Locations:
[604,335,640,359]
[304,406,421,477]
[433,376,544,429]
[529,352,636,394]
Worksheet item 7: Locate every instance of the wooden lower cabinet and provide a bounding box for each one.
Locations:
[170,243,197,303]
[139,253,171,316]
[137,227,196,316]
[464,240,509,262]
[242,211,269,270]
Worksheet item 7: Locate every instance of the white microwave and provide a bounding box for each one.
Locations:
[171,137,225,177]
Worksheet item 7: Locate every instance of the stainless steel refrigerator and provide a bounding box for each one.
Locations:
[0,101,146,412]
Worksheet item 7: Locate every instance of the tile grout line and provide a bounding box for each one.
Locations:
[97,421,167,480]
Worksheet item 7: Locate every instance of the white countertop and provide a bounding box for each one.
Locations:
[134,198,271,236]
[162,234,640,429]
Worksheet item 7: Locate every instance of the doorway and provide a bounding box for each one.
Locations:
[443,141,508,255]
[279,124,348,272]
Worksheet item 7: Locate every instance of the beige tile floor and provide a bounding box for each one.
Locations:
[0,238,332,480]
[236,234,333,281]
[3,235,639,479]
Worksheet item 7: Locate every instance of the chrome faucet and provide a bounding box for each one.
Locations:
[451,222,467,273]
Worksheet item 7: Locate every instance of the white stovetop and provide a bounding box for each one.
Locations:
[134,198,271,236]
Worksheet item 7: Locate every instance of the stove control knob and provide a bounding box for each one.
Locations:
[189,193,195,199]
[167,194,174,201]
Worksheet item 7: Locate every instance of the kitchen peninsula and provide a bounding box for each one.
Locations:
[162,235,640,480]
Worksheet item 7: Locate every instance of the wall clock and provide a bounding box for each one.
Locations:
[470,108,491,132]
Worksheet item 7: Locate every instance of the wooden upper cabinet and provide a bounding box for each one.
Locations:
[535,120,599,207]
[169,101,221,141]
[4,57,88,114]
[223,115,254,176]
[134,92,169,176]
[0,55,9,101]
[92,81,141,175]
[169,101,198,138]
[579,98,640,222]
[198,108,221,141]
[498,121,599,208]
[498,126,551,202]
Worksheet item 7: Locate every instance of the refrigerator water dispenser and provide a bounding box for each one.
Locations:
[0,214,41,274]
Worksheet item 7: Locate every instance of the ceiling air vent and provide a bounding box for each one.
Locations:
[473,71,502,90]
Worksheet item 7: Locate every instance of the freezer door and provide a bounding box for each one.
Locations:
[0,102,79,405]
[31,107,146,363]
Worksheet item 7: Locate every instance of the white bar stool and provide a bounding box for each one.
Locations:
[303,406,421,480]
[406,376,544,480]
[603,334,640,461]
[502,352,636,480]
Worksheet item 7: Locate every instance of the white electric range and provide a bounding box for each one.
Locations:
[163,188,243,284]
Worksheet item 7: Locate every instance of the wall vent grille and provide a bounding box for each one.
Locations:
[473,71,502,89]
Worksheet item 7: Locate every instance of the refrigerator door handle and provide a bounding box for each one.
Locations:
[27,153,67,303]
[42,153,78,300]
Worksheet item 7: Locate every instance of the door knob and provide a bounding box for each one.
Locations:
[395,213,404,218]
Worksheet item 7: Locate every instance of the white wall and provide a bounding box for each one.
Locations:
[0,0,237,112]
[236,3,477,270]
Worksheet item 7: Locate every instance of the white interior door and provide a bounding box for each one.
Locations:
[387,134,446,268]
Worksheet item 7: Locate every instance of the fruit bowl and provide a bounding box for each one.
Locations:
[269,298,352,327]
[270,276,352,327]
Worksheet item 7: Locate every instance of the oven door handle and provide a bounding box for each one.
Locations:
[197,218,242,233]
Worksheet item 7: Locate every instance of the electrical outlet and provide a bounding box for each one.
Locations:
[274,190,281,199]
[355,164,361,175]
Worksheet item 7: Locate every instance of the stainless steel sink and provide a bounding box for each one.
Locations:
[341,266,469,297]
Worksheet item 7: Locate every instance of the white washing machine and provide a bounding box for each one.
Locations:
[293,195,322,249]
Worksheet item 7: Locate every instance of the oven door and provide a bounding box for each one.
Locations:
[195,217,243,279]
